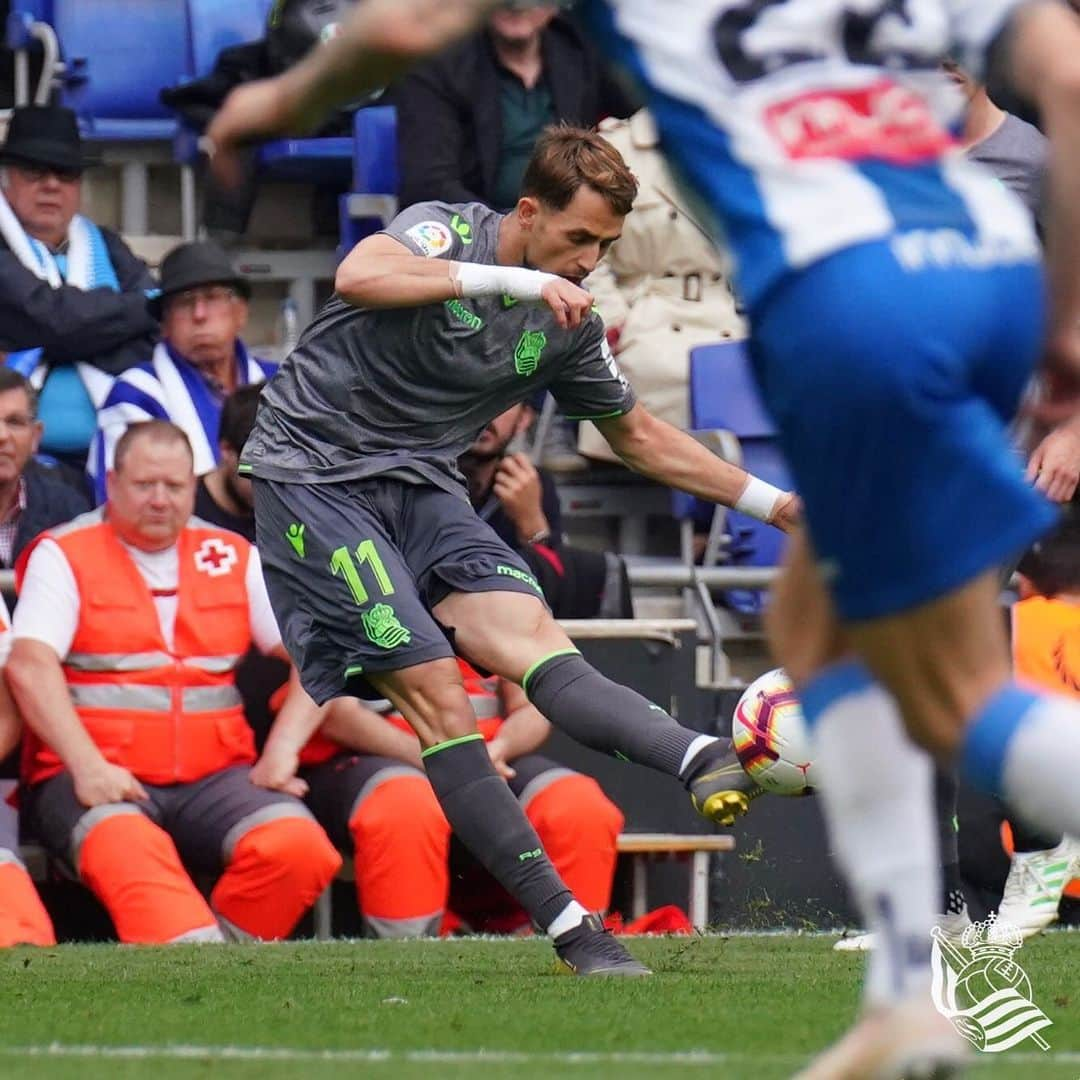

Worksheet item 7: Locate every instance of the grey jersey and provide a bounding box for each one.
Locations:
[242,201,635,494]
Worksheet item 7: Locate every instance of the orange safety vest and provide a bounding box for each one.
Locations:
[18,515,256,786]
[1012,596,1080,697]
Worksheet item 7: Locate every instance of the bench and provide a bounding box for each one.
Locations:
[311,831,735,940]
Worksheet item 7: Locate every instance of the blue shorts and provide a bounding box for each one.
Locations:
[749,238,1058,620]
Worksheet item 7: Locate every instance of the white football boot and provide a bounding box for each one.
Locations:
[994,836,1080,940]
[793,996,969,1080]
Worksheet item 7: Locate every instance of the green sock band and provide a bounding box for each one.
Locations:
[421,732,486,759]
[521,648,580,694]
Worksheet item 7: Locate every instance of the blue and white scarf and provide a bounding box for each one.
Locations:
[89,341,276,502]
[0,185,119,406]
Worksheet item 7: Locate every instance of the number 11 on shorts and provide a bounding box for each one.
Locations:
[329,539,394,605]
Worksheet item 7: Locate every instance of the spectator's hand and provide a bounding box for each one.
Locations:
[493,452,546,540]
[541,279,594,330]
[770,492,802,533]
[72,761,148,808]
[250,742,309,798]
[485,737,517,781]
[1027,423,1080,502]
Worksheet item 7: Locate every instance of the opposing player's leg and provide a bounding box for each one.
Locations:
[770,531,947,1017]
[434,585,754,824]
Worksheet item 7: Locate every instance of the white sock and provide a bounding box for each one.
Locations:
[546,900,590,938]
[679,734,720,776]
[998,696,1080,837]
[809,672,940,1007]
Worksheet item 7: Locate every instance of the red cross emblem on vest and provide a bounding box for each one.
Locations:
[194,537,238,578]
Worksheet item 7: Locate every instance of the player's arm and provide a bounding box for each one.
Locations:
[997,1,1080,374]
[336,233,595,329]
[486,680,551,780]
[205,0,500,185]
[596,403,799,531]
[318,699,424,770]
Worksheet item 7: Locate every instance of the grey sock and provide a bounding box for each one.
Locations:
[423,735,572,931]
[525,651,697,777]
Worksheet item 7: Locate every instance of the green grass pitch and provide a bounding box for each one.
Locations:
[0,935,1077,1079]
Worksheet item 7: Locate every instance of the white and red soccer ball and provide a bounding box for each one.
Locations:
[731,668,819,796]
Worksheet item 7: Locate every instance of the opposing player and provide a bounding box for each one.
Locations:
[239,125,796,976]
[206,0,1080,1070]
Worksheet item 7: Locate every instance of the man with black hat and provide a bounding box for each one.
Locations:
[89,241,276,502]
[0,104,158,470]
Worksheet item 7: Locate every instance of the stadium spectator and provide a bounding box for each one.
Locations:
[461,402,632,617]
[193,384,262,542]
[299,657,623,937]
[7,421,340,944]
[579,110,746,464]
[0,590,55,947]
[0,368,91,569]
[393,3,633,213]
[0,105,158,470]
[89,243,275,503]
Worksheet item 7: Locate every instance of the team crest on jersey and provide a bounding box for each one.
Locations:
[514,330,547,376]
[194,538,238,577]
[405,221,454,258]
[362,603,411,649]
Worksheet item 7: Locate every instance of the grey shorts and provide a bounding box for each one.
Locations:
[22,767,314,874]
[253,477,546,704]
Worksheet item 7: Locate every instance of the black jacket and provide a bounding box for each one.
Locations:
[0,227,158,376]
[391,15,635,210]
[10,460,93,568]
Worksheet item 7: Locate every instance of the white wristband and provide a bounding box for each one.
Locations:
[735,476,785,523]
[451,262,558,301]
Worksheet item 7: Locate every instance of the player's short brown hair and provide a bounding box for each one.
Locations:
[520,124,638,217]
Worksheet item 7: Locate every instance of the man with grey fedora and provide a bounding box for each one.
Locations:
[89,241,276,502]
[0,104,158,470]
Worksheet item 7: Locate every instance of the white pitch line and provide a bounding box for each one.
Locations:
[2,1045,1078,1069]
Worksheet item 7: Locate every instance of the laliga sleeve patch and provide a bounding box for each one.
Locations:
[405,221,454,258]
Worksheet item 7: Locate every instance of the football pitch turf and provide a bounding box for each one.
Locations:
[0,935,1077,1080]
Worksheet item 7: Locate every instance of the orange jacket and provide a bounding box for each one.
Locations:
[1012,595,1080,698]
[19,516,257,786]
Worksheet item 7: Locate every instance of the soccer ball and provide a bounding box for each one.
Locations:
[731,668,818,796]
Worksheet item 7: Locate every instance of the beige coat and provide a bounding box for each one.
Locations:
[580,110,747,462]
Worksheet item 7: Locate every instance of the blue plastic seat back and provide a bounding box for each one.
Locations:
[686,341,792,614]
[186,0,272,77]
[353,105,398,195]
[53,0,192,139]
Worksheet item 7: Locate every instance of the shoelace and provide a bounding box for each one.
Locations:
[1004,856,1065,905]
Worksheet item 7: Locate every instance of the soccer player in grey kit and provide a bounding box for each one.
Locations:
[241,126,797,974]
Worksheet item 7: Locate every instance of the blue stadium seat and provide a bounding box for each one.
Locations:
[186,0,271,76]
[338,106,399,253]
[53,0,192,141]
[682,340,792,615]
